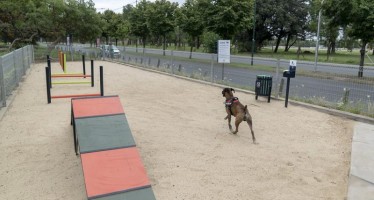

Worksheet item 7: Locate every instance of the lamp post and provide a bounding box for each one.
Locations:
[314,0,324,71]
[251,0,256,66]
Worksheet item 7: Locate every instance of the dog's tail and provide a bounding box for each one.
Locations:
[243,105,248,121]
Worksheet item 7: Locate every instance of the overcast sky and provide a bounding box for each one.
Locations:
[92,0,185,13]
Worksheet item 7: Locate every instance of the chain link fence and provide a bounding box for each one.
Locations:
[0,45,34,108]
[57,45,374,118]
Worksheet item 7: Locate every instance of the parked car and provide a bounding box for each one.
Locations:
[101,44,120,58]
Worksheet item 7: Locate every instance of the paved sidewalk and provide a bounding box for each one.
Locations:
[347,122,374,200]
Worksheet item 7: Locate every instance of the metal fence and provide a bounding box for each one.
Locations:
[58,45,374,117]
[0,45,34,108]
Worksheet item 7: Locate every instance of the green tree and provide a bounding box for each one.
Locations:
[129,0,150,52]
[0,0,42,49]
[147,0,178,56]
[323,0,374,77]
[205,0,252,40]
[267,0,309,53]
[177,0,205,58]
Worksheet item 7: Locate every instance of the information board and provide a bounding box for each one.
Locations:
[218,40,230,63]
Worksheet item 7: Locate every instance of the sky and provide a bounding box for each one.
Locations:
[92,0,185,13]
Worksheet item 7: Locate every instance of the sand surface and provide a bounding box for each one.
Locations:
[0,61,353,200]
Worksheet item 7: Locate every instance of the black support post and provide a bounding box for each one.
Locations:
[91,60,94,87]
[45,67,51,104]
[285,77,291,108]
[47,55,52,88]
[100,66,104,96]
[82,55,86,78]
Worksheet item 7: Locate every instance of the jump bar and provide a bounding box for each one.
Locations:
[52,93,101,99]
[52,81,92,85]
[51,75,92,78]
[46,66,104,104]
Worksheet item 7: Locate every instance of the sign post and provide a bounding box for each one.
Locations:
[283,60,297,108]
[218,40,230,80]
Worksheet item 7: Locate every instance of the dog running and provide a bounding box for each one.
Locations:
[222,88,256,143]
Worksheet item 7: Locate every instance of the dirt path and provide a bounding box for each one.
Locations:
[0,61,353,199]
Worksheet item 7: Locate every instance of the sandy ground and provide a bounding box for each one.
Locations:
[0,61,353,200]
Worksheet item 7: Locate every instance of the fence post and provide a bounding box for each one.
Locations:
[32,45,35,63]
[275,59,280,99]
[171,51,174,74]
[27,46,30,68]
[13,50,18,87]
[278,78,284,98]
[0,57,6,107]
[210,54,214,83]
[22,47,26,76]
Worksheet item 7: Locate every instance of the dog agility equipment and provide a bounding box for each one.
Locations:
[71,96,156,200]
[255,75,272,103]
[45,66,104,103]
[47,55,93,86]
[55,51,85,75]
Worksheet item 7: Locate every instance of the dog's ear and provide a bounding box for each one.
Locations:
[231,88,235,93]
[222,90,225,97]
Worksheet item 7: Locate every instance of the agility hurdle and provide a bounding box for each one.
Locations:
[46,66,104,104]
[47,56,94,87]
[49,53,87,75]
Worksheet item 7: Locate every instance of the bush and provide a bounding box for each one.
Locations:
[201,31,221,53]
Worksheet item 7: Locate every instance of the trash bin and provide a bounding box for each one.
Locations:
[255,75,272,103]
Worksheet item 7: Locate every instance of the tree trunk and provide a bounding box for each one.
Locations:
[358,42,367,77]
[8,38,21,51]
[297,44,302,59]
[372,49,373,55]
[284,33,291,52]
[274,35,282,53]
[163,34,166,56]
[189,37,194,59]
[331,41,336,54]
[136,38,138,53]
[327,42,331,61]
[197,36,201,49]
[143,36,146,54]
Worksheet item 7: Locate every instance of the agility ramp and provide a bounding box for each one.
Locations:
[71,95,156,200]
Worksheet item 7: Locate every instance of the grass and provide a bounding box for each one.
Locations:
[125,51,374,86]
[291,96,374,118]
[125,44,374,66]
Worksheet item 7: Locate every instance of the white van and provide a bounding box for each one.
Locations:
[101,44,120,58]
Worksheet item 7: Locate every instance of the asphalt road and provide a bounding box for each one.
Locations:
[121,51,374,110]
[57,45,373,113]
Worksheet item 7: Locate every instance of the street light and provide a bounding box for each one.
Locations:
[251,0,256,66]
[314,0,324,71]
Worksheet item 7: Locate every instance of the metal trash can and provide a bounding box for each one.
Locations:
[255,75,272,103]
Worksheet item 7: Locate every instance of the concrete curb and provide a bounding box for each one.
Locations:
[347,122,374,199]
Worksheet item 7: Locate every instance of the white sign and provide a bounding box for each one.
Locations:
[218,40,230,63]
[290,60,297,67]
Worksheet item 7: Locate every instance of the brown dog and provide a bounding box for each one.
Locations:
[222,88,256,143]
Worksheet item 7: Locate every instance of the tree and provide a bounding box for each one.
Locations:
[176,0,205,58]
[147,0,178,56]
[0,0,43,49]
[129,0,150,52]
[266,0,309,53]
[205,0,252,40]
[323,0,374,77]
